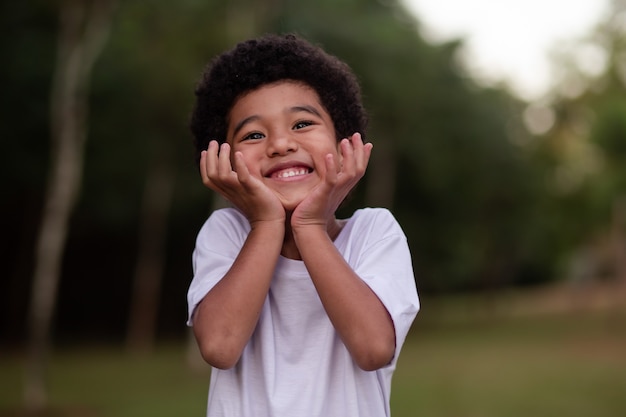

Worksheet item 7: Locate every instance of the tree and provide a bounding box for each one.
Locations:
[24,0,116,410]
[1,0,559,355]
[533,0,626,284]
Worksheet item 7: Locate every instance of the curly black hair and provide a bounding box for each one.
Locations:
[190,33,368,162]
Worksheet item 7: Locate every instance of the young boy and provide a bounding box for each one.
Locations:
[187,34,419,417]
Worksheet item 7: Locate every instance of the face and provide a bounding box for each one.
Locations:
[226,81,341,211]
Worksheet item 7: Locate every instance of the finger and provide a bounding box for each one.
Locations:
[324,153,338,185]
[200,150,208,182]
[217,143,234,180]
[350,133,369,172]
[232,151,252,186]
[363,142,373,167]
[203,140,220,180]
[351,132,363,148]
[340,138,355,176]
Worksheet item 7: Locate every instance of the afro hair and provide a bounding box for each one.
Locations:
[189,33,368,162]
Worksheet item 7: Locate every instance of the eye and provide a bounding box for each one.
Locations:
[242,132,265,141]
[293,120,313,130]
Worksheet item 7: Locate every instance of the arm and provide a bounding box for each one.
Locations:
[192,141,285,369]
[193,221,283,369]
[292,133,395,370]
[294,226,396,371]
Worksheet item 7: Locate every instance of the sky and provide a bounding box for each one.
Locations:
[403,0,611,101]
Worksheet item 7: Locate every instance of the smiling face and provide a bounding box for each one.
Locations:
[226,81,341,211]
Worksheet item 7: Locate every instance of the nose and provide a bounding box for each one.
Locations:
[266,132,297,156]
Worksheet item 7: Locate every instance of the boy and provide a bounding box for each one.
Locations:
[187,33,419,417]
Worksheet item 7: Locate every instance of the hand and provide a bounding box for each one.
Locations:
[291,133,373,230]
[200,141,286,227]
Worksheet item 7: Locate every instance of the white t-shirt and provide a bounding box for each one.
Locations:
[187,207,419,417]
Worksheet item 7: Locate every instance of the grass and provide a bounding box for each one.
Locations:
[393,312,626,417]
[1,285,625,416]
[0,345,210,417]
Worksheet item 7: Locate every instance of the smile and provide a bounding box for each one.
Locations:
[265,162,313,180]
[271,167,311,179]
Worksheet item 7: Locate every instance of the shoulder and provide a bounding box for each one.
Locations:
[336,208,408,257]
[202,207,248,229]
[196,207,250,247]
[206,207,248,225]
[349,207,405,238]
[351,207,395,220]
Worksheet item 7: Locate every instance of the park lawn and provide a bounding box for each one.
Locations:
[1,298,625,416]
[392,311,626,417]
[0,345,210,417]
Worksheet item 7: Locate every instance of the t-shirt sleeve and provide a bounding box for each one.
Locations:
[352,209,420,365]
[186,208,249,326]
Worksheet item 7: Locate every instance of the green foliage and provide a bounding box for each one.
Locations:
[591,99,626,164]
[534,1,626,285]
[3,0,601,343]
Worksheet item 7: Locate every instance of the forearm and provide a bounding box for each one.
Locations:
[294,225,396,371]
[193,221,284,369]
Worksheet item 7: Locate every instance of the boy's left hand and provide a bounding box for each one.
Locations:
[291,132,372,230]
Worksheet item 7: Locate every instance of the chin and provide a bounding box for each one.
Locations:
[272,189,308,211]
[278,195,307,212]
[281,201,303,212]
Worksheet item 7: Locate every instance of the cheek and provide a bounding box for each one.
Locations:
[316,150,342,175]
[238,152,265,178]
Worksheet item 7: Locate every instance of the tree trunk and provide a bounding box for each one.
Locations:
[24,0,116,411]
[126,155,175,354]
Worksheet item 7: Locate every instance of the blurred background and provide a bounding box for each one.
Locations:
[1,0,625,416]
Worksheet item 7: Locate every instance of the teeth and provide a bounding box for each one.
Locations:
[276,168,308,178]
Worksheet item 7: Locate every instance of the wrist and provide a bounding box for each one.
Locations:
[291,222,331,246]
[250,217,286,232]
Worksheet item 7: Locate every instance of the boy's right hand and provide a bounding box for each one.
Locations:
[200,141,285,228]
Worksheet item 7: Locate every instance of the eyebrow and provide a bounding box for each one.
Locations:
[232,115,260,138]
[231,105,324,138]
[289,105,323,118]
